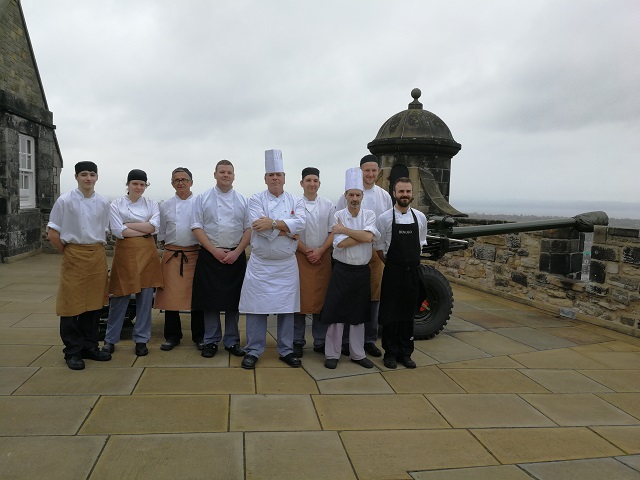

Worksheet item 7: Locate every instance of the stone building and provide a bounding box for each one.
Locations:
[0,0,61,262]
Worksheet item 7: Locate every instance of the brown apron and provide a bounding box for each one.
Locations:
[108,236,163,297]
[296,250,332,314]
[369,246,384,301]
[154,245,200,311]
[56,243,108,316]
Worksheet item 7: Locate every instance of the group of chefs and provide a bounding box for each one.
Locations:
[47,150,427,372]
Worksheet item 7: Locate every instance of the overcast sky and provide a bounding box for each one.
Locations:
[21,0,640,217]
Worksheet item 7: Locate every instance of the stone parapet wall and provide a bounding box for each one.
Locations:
[436,223,640,337]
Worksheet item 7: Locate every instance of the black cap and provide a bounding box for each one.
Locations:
[360,154,379,166]
[301,167,320,180]
[127,169,147,183]
[75,161,98,174]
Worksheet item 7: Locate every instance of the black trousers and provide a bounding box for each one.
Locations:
[163,310,205,343]
[60,309,101,357]
[381,320,414,359]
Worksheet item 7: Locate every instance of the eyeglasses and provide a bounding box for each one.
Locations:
[172,178,191,184]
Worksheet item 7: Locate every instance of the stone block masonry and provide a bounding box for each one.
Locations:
[436,222,640,337]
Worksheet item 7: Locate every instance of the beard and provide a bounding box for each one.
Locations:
[396,196,413,207]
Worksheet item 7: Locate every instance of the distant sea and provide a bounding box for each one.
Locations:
[453,199,640,222]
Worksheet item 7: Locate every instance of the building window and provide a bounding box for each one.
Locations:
[19,134,35,208]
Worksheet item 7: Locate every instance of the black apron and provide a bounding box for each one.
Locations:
[192,247,247,311]
[320,261,370,325]
[378,209,421,326]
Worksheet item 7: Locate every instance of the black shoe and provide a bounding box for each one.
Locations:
[383,356,397,369]
[196,341,205,351]
[241,354,258,369]
[351,357,374,369]
[313,344,325,354]
[224,344,246,357]
[65,354,85,370]
[160,339,180,351]
[201,343,218,358]
[279,353,302,368]
[341,344,350,356]
[82,348,111,362]
[324,358,338,369]
[364,342,382,357]
[293,343,304,358]
[135,343,149,356]
[102,342,115,353]
[397,356,417,369]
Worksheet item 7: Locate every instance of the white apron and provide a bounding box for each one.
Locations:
[239,254,300,314]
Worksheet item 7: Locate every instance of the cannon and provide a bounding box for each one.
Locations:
[413,210,609,340]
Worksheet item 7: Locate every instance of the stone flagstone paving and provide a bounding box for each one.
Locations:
[1,254,640,479]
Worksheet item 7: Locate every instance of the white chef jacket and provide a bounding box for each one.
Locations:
[331,207,380,266]
[298,195,335,249]
[47,188,110,244]
[375,207,428,255]
[109,196,160,239]
[190,186,250,248]
[158,194,198,246]
[336,184,392,218]
[239,189,306,314]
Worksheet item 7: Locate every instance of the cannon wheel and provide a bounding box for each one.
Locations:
[414,265,453,340]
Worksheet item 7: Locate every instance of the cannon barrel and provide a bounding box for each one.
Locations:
[448,211,609,240]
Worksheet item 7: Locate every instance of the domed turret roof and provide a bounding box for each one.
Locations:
[368,88,461,156]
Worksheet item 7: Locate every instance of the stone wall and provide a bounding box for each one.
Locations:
[436,223,640,337]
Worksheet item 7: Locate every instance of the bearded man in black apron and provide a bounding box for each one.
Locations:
[375,177,427,369]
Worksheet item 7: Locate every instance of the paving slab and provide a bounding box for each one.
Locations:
[0,366,38,394]
[443,368,549,393]
[317,372,395,394]
[0,290,55,302]
[449,310,523,329]
[313,394,449,430]
[600,341,640,352]
[0,344,49,366]
[617,454,640,471]
[578,351,640,369]
[471,427,624,464]
[592,426,640,454]
[414,334,491,363]
[521,393,638,426]
[0,299,58,314]
[537,326,614,344]
[580,370,640,392]
[0,311,28,327]
[134,367,255,394]
[0,326,61,344]
[442,316,486,333]
[341,429,498,480]
[301,352,381,380]
[228,346,291,369]
[80,394,229,434]
[510,348,609,369]
[451,331,537,356]
[521,369,614,393]
[14,367,143,395]
[133,346,229,367]
[496,310,574,329]
[246,431,356,480]
[0,436,107,479]
[571,344,615,353]
[0,395,98,435]
[230,394,321,431]
[520,457,640,480]
[597,393,640,419]
[410,465,534,480]
[12,312,59,328]
[439,355,526,369]
[382,366,465,394]
[427,393,555,428]
[493,327,577,350]
[90,433,244,480]
[0,282,59,293]
[256,367,319,394]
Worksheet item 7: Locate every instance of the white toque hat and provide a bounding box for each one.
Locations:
[344,167,364,192]
[265,149,284,174]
